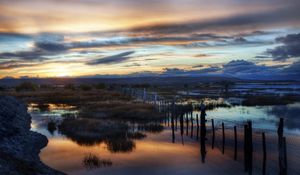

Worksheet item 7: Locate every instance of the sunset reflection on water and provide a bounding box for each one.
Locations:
[40,130,244,175]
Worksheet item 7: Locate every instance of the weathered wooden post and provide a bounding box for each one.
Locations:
[186,113,189,136]
[222,122,225,154]
[180,114,184,145]
[171,115,175,143]
[190,113,194,138]
[283,137,287,175]
[200,104,207,163]
[164,101,167,125]
[175,113,178,131]
[262,132,266,175]
[211,119,215,149]
[278,118,287,175]
[196,114,199,140]
[234,126,237,161]
[244,124,248,172]
[248,121,253,175]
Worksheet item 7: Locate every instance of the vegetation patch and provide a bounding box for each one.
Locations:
[82,153,112,169]
[58,117,149,153]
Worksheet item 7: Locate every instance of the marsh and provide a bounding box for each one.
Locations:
[16,88,299,174]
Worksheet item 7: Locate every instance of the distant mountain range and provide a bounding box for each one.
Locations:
[0,74,298,87]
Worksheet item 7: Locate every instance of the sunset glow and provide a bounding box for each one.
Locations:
[0,0,300,80]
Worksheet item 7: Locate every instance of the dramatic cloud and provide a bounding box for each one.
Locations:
[130,5,300,34]
[123,63,141,67]
[0,60,39,70]
[86,51,135,65]
[1,0,299,34]
[0,50,48,60]
[0,29,277,62]
[266,33,300,61]
[181,36,271,48]
[0,0,300,79]
[0,32,32,41]
[46,34,232,49]
[35,42,68,52]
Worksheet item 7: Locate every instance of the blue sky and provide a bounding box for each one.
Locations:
[0,0,300,80]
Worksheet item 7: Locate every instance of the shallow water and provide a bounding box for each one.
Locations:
[29,103,300,174]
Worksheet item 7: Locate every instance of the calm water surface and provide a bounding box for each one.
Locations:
[29,103,300,174]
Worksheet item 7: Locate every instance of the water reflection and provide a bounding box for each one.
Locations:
[47,121,57,135]
[137,123,164,133]
[267,103,300,130]
[58,117,162,153]
[105,139,135,153]
[29,102,300,174]
[200,104,207,163]
[207,104,300,134]
[82,153,112,169]
[28,103,77,112]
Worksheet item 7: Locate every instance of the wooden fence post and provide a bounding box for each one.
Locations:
[248,121,253,175]
[244,124,248,172]
[186,114,189,136]
[180,114,184,145]
[211,119,215,149]
[171,115,175,143]
[222,122,225,154]
[283,137,287,175]
[234,126,237,161]
[278,118,287,175]
[196,114,199,140]
[191,113,194,138]
[262,132,266,175]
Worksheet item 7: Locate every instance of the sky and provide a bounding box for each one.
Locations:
[0,0,300,80]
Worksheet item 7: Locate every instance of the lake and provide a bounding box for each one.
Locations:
[29,102,300,174]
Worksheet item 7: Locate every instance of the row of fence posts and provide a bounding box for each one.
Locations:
[120,87,288,175]
[209,117,287,175]
[120,87,160,105]
[167,108,287,175]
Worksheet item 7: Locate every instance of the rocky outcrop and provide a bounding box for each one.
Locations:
[0,96,64,175]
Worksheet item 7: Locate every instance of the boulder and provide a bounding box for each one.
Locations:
[0,96,64,175]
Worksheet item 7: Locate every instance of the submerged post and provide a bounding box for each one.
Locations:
[180,114,184,145]
[244,124,248,172]
[278,118,287,175]
[186,113,189,136]
[234,126,237,161]
[191,113,194,138]
[248,121,253,175]
[283,137,287,175]
[211,119,215,149]
[171,115,175,143]
[200,103,207,163]
[222,122,225,154]
[196,114,199,140]
[262,132,266,175]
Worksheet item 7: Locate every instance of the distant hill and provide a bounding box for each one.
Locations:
[0,76,241,87]
[1,75,299,87]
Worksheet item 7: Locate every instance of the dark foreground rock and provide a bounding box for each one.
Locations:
[0,96,64,175]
